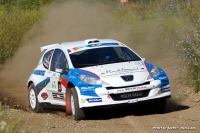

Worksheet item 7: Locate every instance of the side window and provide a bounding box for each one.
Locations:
[50,49,68,72]
[42,50,54,69]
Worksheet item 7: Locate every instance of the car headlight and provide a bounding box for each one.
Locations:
[147,66,160,79]
[78,74,109,85]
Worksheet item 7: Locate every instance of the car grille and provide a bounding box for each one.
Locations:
[106,82,150,90]
[121,75,133,82]
[110,89,150,101]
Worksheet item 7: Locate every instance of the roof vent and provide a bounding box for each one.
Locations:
[84,38,100,44]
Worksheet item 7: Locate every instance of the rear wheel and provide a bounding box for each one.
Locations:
[70,88,86,120]
[28,83,42,113]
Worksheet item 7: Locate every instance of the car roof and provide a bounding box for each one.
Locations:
[41,38,124,52]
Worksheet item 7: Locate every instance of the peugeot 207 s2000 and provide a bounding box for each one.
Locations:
[27,38,171,120]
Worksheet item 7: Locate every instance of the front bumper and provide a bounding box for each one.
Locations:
[79,83,171,108]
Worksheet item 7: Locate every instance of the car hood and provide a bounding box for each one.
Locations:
[81,61,149,86]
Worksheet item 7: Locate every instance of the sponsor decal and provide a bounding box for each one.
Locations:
[57,76,62,92]
[118,42,125,46]
[128,99,138,103]
[86,98,102,103]
[117,89,124,92]
[125,87,136,91]
[159,76,167,80]
[55,75,59,79]
[41,92,48,100]
[161,87,170,92]
[86,43,119,48]
[81,86,95,93]
[82,90,94,93]
[107,95,111,99]
[106,67,139,74]
[121,92,142,99]
[136,86,147,89]
[67,43,122,53]
[52,93,64,100]
[52,73,59,79]
[33,70,45,76]
[69,76,76,78]
[52,81,56,88]
[134,61,143,66]
[81,87,88,90]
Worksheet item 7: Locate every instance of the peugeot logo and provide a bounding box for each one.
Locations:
[121,75,133,82]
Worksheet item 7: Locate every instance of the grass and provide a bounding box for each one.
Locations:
[0,103,20,133]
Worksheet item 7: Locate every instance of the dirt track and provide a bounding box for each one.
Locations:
[2,97,199,133]
[0,1,200,133]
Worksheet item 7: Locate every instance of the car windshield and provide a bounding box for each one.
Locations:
[69,47,141,68]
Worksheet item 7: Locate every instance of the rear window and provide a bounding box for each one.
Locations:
[42,50,54,69]
[69,47,141,68]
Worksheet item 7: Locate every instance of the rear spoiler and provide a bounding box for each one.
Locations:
[40,43,59,52]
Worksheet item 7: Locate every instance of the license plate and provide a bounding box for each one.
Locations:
[120,92,143,99]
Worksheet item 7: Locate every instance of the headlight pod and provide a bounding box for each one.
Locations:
[78,74,109,85]
[147,66,160,79]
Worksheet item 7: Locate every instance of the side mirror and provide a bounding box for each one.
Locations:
[55,68,63,73]
[62,67,69,74]
[55,62,69,74]
[55,68,69,74]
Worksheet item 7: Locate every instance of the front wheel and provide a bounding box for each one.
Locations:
[70,88,86,120]
[28,83,42,113]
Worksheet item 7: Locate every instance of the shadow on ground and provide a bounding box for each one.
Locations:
[84,99,190,120]
[44,98,190,120]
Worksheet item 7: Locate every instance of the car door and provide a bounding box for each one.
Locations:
[46,49,69,99]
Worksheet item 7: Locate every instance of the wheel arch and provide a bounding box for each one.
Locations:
[27,81,34,94]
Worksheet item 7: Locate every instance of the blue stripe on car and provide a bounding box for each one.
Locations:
[63,69,101,97]
[36,77,50,88]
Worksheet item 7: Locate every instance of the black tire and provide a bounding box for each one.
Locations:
[154,98,166,114]
[28,83,43,113]
[70,88,86,120]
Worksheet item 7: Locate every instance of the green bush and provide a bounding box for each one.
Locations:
[0,0,54,64]
[171,9,200,92]
[0,6,42,64]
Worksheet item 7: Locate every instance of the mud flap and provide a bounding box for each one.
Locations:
[65,87,71,116]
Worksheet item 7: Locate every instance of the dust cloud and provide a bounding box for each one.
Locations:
[0,1,177,109]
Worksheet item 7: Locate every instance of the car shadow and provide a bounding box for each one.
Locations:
[41,99,190,120]
[86,99,190,120]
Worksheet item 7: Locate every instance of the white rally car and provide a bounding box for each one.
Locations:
[27,38,171,120]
